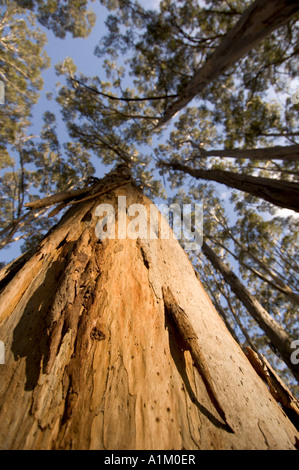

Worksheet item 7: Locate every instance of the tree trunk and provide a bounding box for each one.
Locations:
[194,144,299,162]
[157,0,299,127]
[206,234,299,305]
[166,161,299,212]
[201,240,299,382]
[0,182,298,450]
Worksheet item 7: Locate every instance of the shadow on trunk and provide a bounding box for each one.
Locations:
[11,254,71,391]
[164,309,228,432]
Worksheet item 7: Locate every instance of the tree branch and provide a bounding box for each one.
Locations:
[161,160,299,212]
[156,0,299,128]
[192,144,299,162]
[71,78,179,102]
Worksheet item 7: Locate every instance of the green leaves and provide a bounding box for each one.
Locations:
[0,110,95,251]
[0,1,50,157]
[14,0,96,38]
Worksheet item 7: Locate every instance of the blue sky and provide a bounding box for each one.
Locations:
[32,0,165,176]
[0,0,169,265]
[1,1,109,264]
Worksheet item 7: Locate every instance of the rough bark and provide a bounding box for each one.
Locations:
[0,183,298,450]
[162,286,232,432]
[246,347,299,429]
[201,240,299,382]
[157,0,299,127]
[165,161,299,212]
[193,144,299,162]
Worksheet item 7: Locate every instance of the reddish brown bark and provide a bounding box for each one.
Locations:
[0,183,298,449]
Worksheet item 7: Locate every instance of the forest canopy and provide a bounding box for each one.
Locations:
[0,0,298,393]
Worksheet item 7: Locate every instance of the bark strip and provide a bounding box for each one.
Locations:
[25,185,94,210]
[162,285,233,432]
[193,144,299,162]
[246,347,299,430]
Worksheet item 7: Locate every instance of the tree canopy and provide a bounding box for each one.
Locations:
[15,0,96,38]
[0,0,298,393]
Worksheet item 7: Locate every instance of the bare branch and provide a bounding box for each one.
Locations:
[71,78,179,102]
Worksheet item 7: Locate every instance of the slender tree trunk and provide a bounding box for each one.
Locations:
[157,0,299,127]
[193,144,299,162]
[0,182,298,449]
[165,161,299,212]
[201,241,299,382]
[206,235,299,305]
[0,208,48,251]
[206,271,259,352]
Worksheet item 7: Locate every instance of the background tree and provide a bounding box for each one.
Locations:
[15,0,96,38]
[0,111,95,253]
[0,0,50,165]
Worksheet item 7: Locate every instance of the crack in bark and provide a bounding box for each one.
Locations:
[257,419,271,450]
[137,238,151,270]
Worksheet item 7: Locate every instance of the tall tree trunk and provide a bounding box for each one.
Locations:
[165,161,299,212]
[193,144,299,162]
[206,234,299,306]
[0,182,298,449]
[201,241,299,382]
[157,0,299,127]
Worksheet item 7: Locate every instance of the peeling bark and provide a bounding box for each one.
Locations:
[0,183,298,449]
[246,347,299,430]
